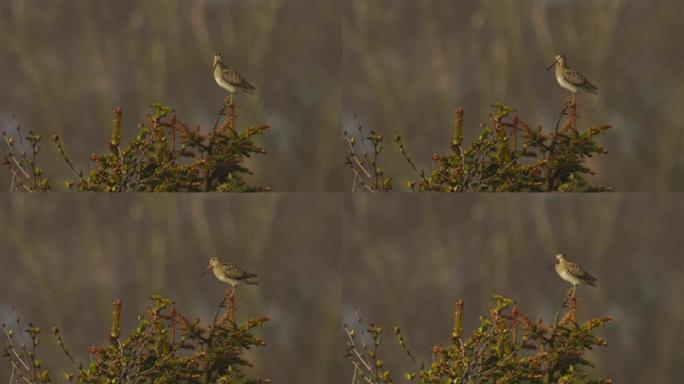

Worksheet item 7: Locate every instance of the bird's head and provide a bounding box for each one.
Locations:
[201,257,220,278]
[213,54,223,69]
[546,53,566,70]
[547,253,565,270]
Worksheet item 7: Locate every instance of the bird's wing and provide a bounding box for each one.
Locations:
[223,264,251,279]
[221,68,247,85]
[223,68,255,93]
[565,261,591,278]
[563,68,590,86]
[222,68,251,87]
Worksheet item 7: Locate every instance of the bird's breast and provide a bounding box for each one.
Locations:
[214,69,236,93]
[557,268,582,285]
[556,69,578,93]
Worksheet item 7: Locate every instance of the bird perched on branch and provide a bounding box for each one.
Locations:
[547,53,598,96]
[553,253,597,297]
[213,53,256,104]
[201,257,259,298]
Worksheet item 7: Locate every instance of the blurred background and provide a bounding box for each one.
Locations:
[0,0,343,192]
[343,0,684,191]
[0,195,343,383]
[344,194,684,383]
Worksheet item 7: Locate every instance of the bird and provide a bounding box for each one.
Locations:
[212,53,256,104]
[546,53,598,96]
[553,253,597,297]
[201,257,259,298]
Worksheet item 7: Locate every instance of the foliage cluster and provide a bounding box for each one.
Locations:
[345,99,611,192]
[345,294,612,384]
[2,295,269,383]
[2,102,270,192]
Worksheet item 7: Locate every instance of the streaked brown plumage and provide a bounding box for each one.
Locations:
[554,253,597,288]
[546,53,598,94]
[212,53,256,98]
[201,257,259,288]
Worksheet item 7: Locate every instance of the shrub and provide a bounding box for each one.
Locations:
[2,294,270,383]
[2,102,270,192]
[345,98,612,192]
[344,294,612,383]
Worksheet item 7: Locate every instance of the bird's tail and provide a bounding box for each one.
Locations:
[245,273,259,285]
[584,81,598,94]
[585,275,598,287]
[241,81,256,96]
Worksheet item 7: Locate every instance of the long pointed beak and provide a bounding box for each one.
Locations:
[200,264,212,278]
[546,263,555,271]
[546,60,557,71]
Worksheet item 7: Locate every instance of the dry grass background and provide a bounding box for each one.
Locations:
[343,0,684,191]
[0,194,343,383]
[0,0,343,192]
[343,194,684,383]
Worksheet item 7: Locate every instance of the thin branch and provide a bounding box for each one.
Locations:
[395,134,427,184]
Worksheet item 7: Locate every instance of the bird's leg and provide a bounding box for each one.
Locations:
[223,287,235,308]
[228,287,237,322]
[228,286,236,305]
[562,288,572,306]
[569,295,578,324]
[227,103,237,135]
[571,285,577,299]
